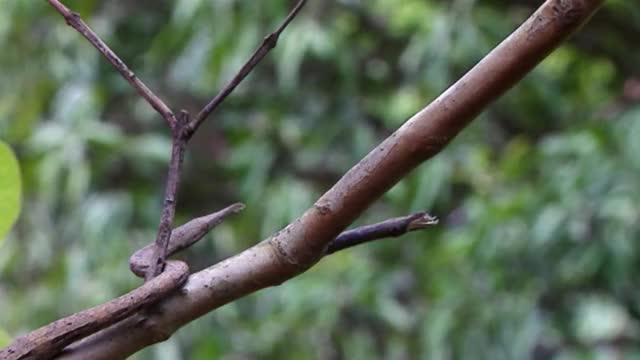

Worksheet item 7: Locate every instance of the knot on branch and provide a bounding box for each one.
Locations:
[551,0,591,28]
[268,226,321,274]
[263,33,279,49]
[65,11,81,27]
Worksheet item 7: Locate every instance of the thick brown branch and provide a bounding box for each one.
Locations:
[185,0,308,138]
[326,212,438,254]
[47,0,177,128]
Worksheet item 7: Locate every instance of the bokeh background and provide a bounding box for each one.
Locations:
[1,0,640,359]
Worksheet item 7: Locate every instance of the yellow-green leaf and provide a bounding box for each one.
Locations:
[0,141,21,242]
[0,327,11,348]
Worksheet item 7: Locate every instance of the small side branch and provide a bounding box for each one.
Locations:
[47,0,177,128]
[326,212,438,254]
[185,0,308,138]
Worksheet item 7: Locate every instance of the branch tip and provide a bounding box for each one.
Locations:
[407,213,439,231]
[189,0,307,134]
[326,211,438,254]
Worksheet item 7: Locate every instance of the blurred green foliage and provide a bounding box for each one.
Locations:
[0,141,21,243]
[1,0,640,359]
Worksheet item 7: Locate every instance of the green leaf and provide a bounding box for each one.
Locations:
[0,327,11,348]
[0,141,21,242]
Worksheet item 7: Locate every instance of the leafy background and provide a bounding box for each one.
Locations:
[1,0,640,359]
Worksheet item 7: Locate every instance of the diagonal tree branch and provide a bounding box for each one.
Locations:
[47,0,177,129]
[54,1,604,358]
[184,0,308,138]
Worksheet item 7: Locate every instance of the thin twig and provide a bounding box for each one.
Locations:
[47,0,177,129]
[326,212,439,254]
[145,111,190,280]
[185,0,308,138]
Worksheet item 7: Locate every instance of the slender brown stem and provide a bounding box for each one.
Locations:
[326,212,438,254]
[47,0,177,129]
[146,112,190,280]
[185,0,308,138]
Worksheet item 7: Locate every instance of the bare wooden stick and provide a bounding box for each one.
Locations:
[54,2,603,358]
[47,0,177,129]
[184,0,308,138]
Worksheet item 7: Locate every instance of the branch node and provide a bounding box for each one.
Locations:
[269,229,316,272]
[263,33,279,49]
[66,11,80,25]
